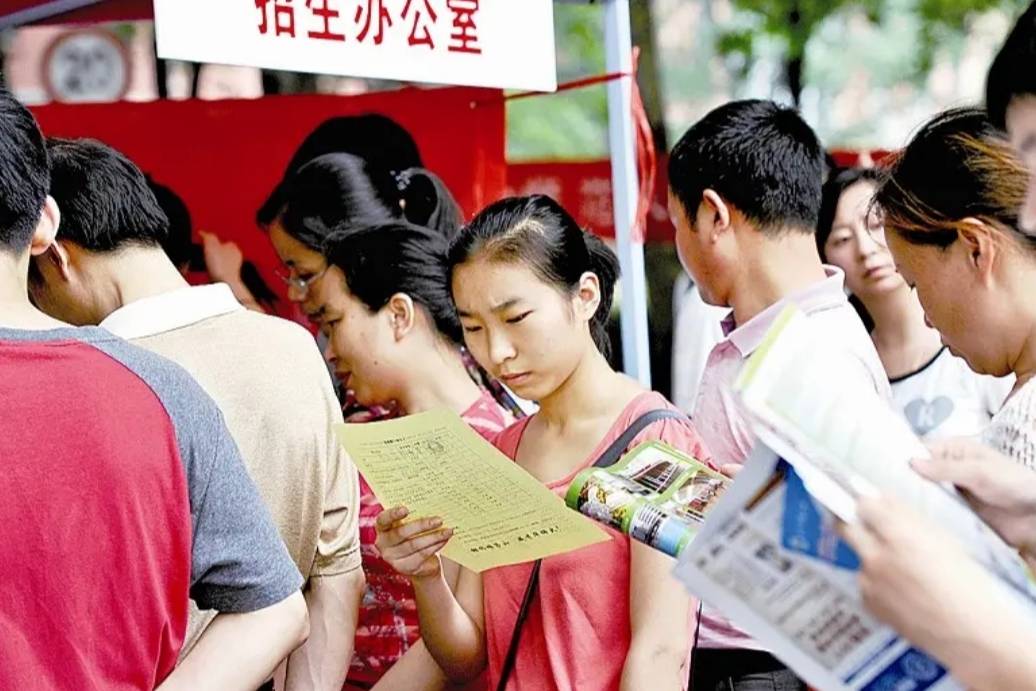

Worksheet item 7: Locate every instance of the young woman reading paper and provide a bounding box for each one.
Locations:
[376,196,716,691]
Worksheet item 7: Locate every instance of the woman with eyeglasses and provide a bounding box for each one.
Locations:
[263,151,463,425]
[817,166,1011,439]
[262,152,528,417]
[264,152,460,318]
[261,152,523,690]
[306,221,512,691]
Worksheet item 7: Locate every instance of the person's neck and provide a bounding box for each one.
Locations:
[1011,325,1036,394]
[535,347,635,430]
[729,232,828,327]
[1007,272,1036,389]
[859,284,942,378]
[98,247,191,317]
[861,284,935,349]
[0,254,67,330]
[397,344,484,416]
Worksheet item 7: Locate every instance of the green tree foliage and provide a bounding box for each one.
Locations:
[914,0,1025,70]
[717,0,882,105]
[717,0,1025,105]
[506,3,608,160]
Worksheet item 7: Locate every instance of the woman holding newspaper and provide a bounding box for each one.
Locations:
[843,104,1036,688]
[873,108,1036,467]
[375,195,714,691]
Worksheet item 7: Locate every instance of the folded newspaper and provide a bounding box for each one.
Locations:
[564,441,729,557]
[675,305,1036,691]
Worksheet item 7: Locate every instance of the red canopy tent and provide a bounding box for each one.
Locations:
[7,1,508,322]
[0,0,151,29]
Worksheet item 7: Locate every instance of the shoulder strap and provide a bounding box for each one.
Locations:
[592,408,686,469]
[495,559,542,691]
[495,406,688,691]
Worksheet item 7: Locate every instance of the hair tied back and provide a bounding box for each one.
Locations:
[394,169,412,194]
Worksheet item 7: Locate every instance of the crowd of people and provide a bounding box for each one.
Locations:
[3,2,1036,690]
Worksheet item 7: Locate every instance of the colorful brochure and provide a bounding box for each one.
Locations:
[565,441,729,556]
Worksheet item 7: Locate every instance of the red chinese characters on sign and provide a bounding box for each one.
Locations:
[401,0,438,48]
[355,0,392,44]
[256,0,296,37]
[306,0,346,41]
[447,0,481,54]
[251,0,483,57]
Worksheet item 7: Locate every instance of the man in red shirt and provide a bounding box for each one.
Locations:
[0,86,309,689]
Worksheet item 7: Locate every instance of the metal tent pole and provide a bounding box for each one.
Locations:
[603,0,651,386]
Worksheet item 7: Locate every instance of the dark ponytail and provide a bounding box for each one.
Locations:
[256,113,423,228]
[278,153,462,250]
[396,168,463,241]
[448,195,620,358]
[324,221,462,343]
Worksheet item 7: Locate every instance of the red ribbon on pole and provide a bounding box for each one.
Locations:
[487,56,658,244]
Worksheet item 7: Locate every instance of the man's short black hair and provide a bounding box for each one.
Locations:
[987,1,1036,130]
[48,138,169,252]
[0,85,50,254]
[668,99,824,234]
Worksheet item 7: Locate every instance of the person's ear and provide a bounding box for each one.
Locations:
[574,271,603,323]
[29,196,60,258]
[700,189,733,242]
[387,293,416,340]
[957,218,999,285]
[46,242,75,282]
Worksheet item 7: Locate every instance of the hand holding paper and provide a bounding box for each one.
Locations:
[375,507,455,580]
[839,494,985,638]
[335,410,608,573]
[675,305,1036,691]
[840,493,1036,691]
[916,438,1036,567]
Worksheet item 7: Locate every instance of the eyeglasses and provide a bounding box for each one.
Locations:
[275,265,328,294]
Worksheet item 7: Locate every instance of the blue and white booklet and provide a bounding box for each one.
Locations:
[674,306,1036,691]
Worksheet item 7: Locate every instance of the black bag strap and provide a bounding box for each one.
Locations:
[495,408,687,691]
[592,408,685,470]
[495,558,542,691]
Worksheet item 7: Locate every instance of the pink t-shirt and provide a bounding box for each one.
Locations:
[692,266,891,650]
[483,391,714,691]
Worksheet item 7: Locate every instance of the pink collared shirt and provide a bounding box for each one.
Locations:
[692,266,891,650]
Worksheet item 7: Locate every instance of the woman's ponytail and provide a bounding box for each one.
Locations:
[397,168,463,242]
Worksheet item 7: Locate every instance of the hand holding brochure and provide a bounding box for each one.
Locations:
[678,447,957,691]
[675,305,1036,691]
[733,306,1033,588]
[565,441,729,556]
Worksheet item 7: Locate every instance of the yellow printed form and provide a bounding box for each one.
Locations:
[335,409,609,573]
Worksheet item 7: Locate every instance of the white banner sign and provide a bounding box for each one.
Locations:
[154,0,557,92]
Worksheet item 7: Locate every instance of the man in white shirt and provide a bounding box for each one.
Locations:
[670,273,726,414]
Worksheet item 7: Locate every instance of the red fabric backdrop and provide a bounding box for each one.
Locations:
[507,159,674,244]
[1,0,150,28]
[31,87,506,309]
[37,0,153,24]
[507,149,895,245]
